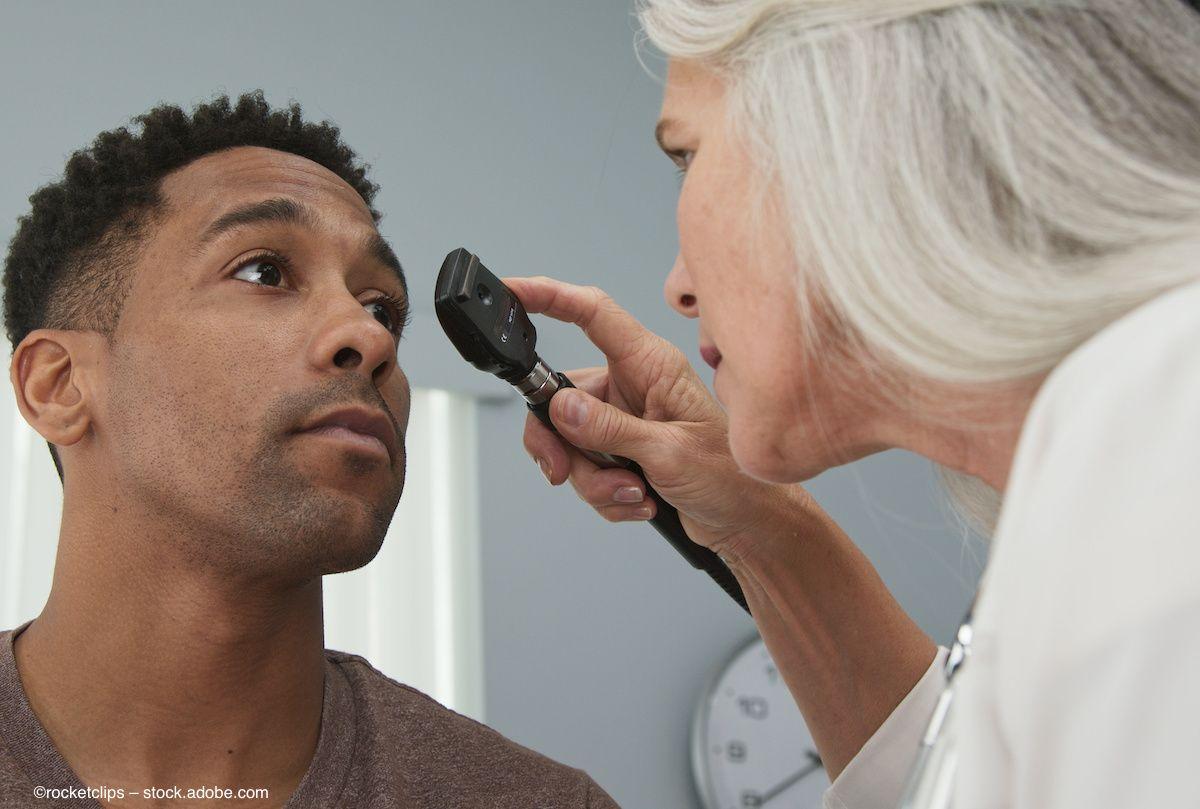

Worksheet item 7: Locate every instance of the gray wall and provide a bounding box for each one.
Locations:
[0,3,984,807]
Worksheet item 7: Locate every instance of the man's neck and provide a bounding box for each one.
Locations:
[12,512,327,806]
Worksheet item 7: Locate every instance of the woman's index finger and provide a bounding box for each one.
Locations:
[502,275,651,362]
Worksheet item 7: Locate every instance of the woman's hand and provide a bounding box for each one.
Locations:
[504,275,801,557]
[506,275,938,781]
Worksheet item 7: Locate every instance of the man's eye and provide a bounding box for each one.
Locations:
[365,301,396,334]
[232,257,285,287]
[231,254,409,340]
[365,295,411,340]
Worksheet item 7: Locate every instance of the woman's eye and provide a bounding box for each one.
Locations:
[232,258,285,287]
[671,150,694,182]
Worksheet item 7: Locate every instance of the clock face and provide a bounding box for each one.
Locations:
[692,636,828,809]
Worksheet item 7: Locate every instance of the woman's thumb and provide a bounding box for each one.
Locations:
[550,388,653,459]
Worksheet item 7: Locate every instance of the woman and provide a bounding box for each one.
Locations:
[508,0,1200,806]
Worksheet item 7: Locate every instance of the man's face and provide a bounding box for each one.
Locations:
[97,146,411,581]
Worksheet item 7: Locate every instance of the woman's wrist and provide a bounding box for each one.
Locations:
[712,482,824,572]
[710,482,938,778]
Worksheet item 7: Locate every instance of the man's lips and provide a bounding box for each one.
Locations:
[700,345,722,370]
[294,405,398,463]
[300,425,390,460]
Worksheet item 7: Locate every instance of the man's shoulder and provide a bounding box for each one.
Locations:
[323,647,528,754]
[323,648,619,807]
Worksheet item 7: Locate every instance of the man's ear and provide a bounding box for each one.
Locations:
[9,329,104,449]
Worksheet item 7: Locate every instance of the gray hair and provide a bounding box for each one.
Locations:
[637,0,1200,534]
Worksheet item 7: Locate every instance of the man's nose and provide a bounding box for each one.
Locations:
[664,253,699,318]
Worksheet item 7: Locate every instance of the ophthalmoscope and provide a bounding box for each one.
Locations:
[434,248,750,614]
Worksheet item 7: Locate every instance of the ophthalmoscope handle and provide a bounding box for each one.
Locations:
[530,371,751,614]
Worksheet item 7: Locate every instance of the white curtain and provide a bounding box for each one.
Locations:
[323,389,485,721]
[0,370,484,721]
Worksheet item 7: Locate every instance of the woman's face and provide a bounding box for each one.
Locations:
[658,59,883,483]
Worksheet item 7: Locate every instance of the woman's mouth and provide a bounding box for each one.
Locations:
[700,345,722,370]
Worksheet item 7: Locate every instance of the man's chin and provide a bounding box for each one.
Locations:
[313,504,393,576]
[293,450,406,515]
[257,494,395,580]
[317,544,385,577]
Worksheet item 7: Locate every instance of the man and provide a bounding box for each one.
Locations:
[1,92,618,808]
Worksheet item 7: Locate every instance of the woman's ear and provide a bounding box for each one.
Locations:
[9,329,102,449]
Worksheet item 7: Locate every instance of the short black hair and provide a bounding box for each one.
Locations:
[2,90,382,484]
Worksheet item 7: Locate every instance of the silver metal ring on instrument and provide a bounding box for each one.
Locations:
[516,360,560,405]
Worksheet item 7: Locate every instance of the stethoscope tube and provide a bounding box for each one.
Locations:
[517,359,751,614]
[896,597,977,809]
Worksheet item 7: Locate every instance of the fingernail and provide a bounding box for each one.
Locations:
[561,392,588,427]
[537,457,552,483]
[613,486,643,504]
[634,506,653,519]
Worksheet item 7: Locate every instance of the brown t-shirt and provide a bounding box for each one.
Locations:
[0,621,620,808]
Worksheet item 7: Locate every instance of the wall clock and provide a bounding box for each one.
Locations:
[691,635,828,808]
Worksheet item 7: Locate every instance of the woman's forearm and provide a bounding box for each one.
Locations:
[719,485,937,781]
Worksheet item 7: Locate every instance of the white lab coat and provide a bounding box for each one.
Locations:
[824,277,1200,809]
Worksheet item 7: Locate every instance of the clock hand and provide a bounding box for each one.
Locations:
[758,751,823,806]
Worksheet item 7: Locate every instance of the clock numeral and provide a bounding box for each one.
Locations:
[727,741,747,762]
[740,790,763,807]
[738,696,769,720]
[765,663,779,684]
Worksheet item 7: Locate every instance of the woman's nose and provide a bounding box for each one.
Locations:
[664,253,699,318]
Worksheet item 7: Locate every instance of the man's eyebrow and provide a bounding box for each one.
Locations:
[195,197,311,248]
[365,232,408,297]
[195,196,407,295]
